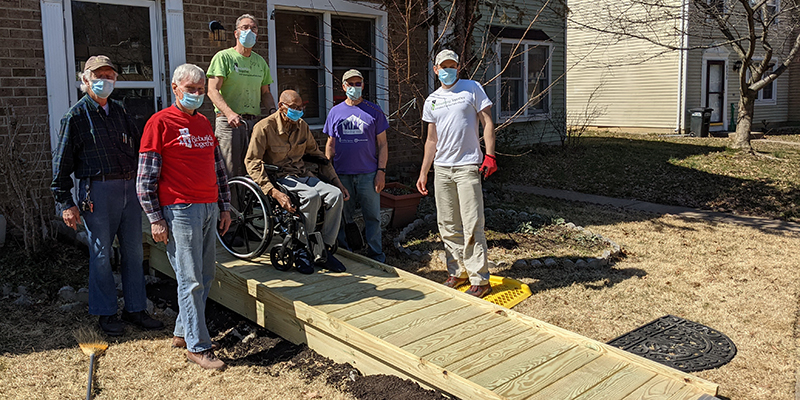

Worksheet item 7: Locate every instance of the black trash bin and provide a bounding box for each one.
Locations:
[689,108,713,137]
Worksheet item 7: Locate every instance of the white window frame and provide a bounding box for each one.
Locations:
[63,0,166,108]
[493,39,552,123]
[267,0,388,130]
[748,60,778,105]
[751,0,780,23]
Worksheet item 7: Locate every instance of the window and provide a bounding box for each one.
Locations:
[269,1,387,126]
[494,40,551,120]
[751,0,780,23]
[706,0,725,16]
[747,61,777,103]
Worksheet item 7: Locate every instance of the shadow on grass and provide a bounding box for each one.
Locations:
[493,135,800,224]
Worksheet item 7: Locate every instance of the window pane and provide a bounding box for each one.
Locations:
[500,43,522,78]
[77,88,155,134]
[528,47,548,111]
[761,71,774,100]
[71,1,152,82]
[275,12,322,66]
[500,78,523,113]
[331,17,373,68]
[277,68,323,119]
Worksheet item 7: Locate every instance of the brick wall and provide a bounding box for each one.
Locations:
[0,0,55,223]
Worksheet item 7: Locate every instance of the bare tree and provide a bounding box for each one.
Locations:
[569,0,800,153]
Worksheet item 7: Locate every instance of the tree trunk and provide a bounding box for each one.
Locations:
[730,93,755,153]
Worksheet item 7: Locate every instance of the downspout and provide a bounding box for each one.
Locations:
[676,0,689,133]
[427,0,434,95]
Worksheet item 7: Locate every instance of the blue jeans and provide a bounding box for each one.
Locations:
[80,178,147,316]
[337,172,385,263]
[163,203,219,353]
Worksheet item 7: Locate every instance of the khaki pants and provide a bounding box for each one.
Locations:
[433,165,489,286]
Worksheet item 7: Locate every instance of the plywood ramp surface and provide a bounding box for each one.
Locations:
[147,243,719,400]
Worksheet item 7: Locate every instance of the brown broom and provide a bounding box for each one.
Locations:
[74,328,108,400]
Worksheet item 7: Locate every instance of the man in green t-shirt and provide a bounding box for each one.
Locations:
[207,13,277,181]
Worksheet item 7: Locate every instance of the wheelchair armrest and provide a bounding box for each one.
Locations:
[302,154,330,166]
[262,163,280,172]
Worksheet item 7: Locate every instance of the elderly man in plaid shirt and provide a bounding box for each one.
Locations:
[51,55,164,336]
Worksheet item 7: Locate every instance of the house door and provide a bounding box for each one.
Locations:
[64,0,165,133]
[705,60,725,124]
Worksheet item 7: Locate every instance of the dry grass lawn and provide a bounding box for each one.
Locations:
[390,200,800,400]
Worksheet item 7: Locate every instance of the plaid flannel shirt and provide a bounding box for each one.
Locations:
[136,147,231,223]
[51,95,139,209]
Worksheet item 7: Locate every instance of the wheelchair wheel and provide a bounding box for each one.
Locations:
[217,177,273,260]
[270,244,294,271]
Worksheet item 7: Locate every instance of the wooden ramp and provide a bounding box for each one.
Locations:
[147,243,720,400]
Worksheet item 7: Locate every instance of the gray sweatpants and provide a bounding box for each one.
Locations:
[278,175,343,247]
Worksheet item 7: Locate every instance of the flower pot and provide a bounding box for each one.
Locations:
[380,182,423,228]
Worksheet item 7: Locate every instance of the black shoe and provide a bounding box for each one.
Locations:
[294,248,314,275]
[323,248,346,273]
[99,314,124,336]
[121,310,165,330]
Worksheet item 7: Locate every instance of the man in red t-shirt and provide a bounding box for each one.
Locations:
[137,64,232,370]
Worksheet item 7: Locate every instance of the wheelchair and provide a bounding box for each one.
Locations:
[215,158,337,271]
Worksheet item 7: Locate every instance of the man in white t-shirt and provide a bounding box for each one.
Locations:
[416,49,498,298]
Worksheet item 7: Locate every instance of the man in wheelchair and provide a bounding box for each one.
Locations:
[245,90,350,274]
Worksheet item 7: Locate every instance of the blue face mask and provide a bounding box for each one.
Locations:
[285,107,303,121]
[437,68,458,86]
[346,86,362,100]
[179,91,204,110]
[238,29,257,48]
[91,79,115,99]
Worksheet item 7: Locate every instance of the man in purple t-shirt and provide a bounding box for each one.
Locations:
[325,69,389,262]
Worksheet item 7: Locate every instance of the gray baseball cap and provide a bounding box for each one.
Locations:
[434,49,459,66]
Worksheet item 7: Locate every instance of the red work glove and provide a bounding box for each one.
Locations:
[479,154,497,179]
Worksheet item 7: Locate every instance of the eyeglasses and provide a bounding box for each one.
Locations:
[237,25,258,33]
[344,82,363,87]
[280,102,305,110]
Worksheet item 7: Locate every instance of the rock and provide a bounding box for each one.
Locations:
[487,260,497,269]
[484,208,493,216]
[242,331,257,343]
[506,210,517,217]
[2,284,13,297]
[144,274,161,285]
[518,212,529,220]
[58,286,77,303]
[544,258,558,268]
[565,222,576,229]
[424,214,436,223]
[562,259,575,268]
[496,260,510,269]
[602,250,612,259]
[588,259,600,268]
[59,302,83,312]
[598,257,609,267]
[512,259,529,268]
[76,288,89,304]
[17,285,27,296]
[113,273,123,291]
[411,250,422,260]
[529,259,543,268]
[13,295,33,306]
[162,307,178,318]
[146,299,155,314]
[117,297,125,310]
[575,259,588,268]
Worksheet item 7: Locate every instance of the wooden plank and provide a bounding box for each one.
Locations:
[493,346,601,398]
[620,375,685,400]
[572,365,657,400]
[294,276,410,308]
[324,283,438,318]
[292,301,505,400]
[401,313,508,356]
[466,336,573,387]
[266,271,397,299]
[525,356,630,400]
[379,302,488,346]
[362,298,470,338]
[310,279,422,312]
[343,290,457,328]
[424,322,529,368]
[664,385,708,400]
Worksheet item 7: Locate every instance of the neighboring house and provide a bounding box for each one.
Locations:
[431,0,568,145]
[567,0,797,134]
[1,0,566,218]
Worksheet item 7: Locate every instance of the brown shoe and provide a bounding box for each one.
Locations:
[172,336,219,350]
[186,349,226,370]
[443,276,468,288]
[465,284,492,298]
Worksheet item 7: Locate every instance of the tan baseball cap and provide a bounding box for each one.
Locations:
[434,49,459,66]
[341,69,363,84]
[84,55,117,72]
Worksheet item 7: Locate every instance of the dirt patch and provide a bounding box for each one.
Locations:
[346,374,449,400]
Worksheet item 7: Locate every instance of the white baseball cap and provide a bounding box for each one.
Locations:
[434,49,459,66]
